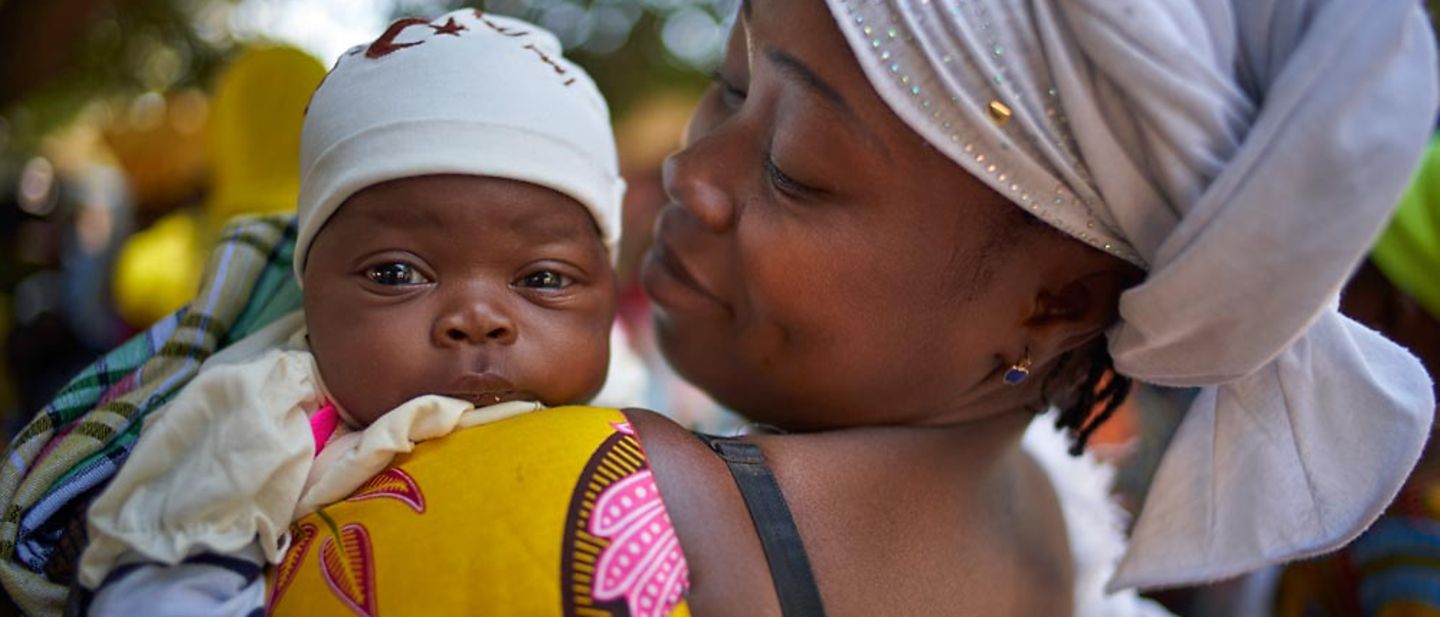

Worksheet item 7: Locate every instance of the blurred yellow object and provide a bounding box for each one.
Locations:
[111,46,323,328]
[205,45,325,234]
[102,90,210,212]
[615,93,697,173]
[112,212,203,328]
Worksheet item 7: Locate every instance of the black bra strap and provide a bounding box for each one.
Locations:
[694,433,826,617]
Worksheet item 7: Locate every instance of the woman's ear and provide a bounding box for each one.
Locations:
[1022,265,1135,366]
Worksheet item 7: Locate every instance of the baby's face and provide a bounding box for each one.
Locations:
[302,174,617,426]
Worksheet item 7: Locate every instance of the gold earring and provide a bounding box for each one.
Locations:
[1003,350,1032,385]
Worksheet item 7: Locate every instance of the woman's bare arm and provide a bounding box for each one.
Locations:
[623,408,785,617]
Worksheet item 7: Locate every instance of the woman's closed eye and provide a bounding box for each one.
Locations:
[763,151,818,199]
[366,262,431,286]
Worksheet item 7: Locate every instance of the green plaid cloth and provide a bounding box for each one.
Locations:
[0,215,301,616]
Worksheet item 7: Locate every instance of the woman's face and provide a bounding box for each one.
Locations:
[642,0,1096,430]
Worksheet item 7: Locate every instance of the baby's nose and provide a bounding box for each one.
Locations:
[433,296,517,346]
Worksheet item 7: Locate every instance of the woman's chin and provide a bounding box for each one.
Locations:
[651,329,818,431]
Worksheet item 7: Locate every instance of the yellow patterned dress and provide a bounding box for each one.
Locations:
[267,406,692,617]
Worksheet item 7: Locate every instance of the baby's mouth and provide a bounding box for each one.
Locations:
[447,390,540,407]
[444,373,541,407]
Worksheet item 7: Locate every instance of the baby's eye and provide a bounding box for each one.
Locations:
[518,270,571,289]
[366,263,430,286]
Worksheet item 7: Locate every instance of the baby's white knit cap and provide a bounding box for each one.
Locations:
[295,10,624,283]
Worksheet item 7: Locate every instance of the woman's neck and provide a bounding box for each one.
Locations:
[750,406,1037,479]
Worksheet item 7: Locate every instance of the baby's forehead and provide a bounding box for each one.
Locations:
[506,207,605,243]
[343,174,606,243]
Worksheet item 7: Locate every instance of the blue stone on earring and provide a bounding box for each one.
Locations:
[1003,366,1030,384]
[1003,353,1032,385]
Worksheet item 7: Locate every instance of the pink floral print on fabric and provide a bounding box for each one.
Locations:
[588,469,688,617]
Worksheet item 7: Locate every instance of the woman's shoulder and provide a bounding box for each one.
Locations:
[626,408,1079,617]
[622,407,790,617]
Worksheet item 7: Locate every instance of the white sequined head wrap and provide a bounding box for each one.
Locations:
[825,0,1438,591]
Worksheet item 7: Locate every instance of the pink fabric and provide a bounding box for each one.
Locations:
[309,401,340,456]
[589,469,688,617]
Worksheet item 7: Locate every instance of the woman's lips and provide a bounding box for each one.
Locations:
[640,240,728,313]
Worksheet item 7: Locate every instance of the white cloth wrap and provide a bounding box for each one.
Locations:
[79,313,541,590]
[825,0,1438,590]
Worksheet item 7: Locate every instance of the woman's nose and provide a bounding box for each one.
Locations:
[662,132,741,233]
[432,295,517,347]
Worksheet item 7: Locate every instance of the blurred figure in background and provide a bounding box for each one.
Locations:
[5,129,135,426]
[111,45,323,329]
[1,44,312,432]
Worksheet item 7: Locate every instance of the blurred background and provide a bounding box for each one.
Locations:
[2,1,1440,616]
[0,0,738,436]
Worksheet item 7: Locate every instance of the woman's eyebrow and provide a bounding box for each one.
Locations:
[765,48,850,114]
[765,47,889,157]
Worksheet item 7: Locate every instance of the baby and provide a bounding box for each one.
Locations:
[76,11,623,613]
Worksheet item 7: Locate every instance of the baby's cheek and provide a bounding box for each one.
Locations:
[310,335,392,427]
[562,325,614,404]
[588,334,615,397]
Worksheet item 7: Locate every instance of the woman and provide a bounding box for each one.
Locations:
[1,0,1434,615]
[267,0,1434,615]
